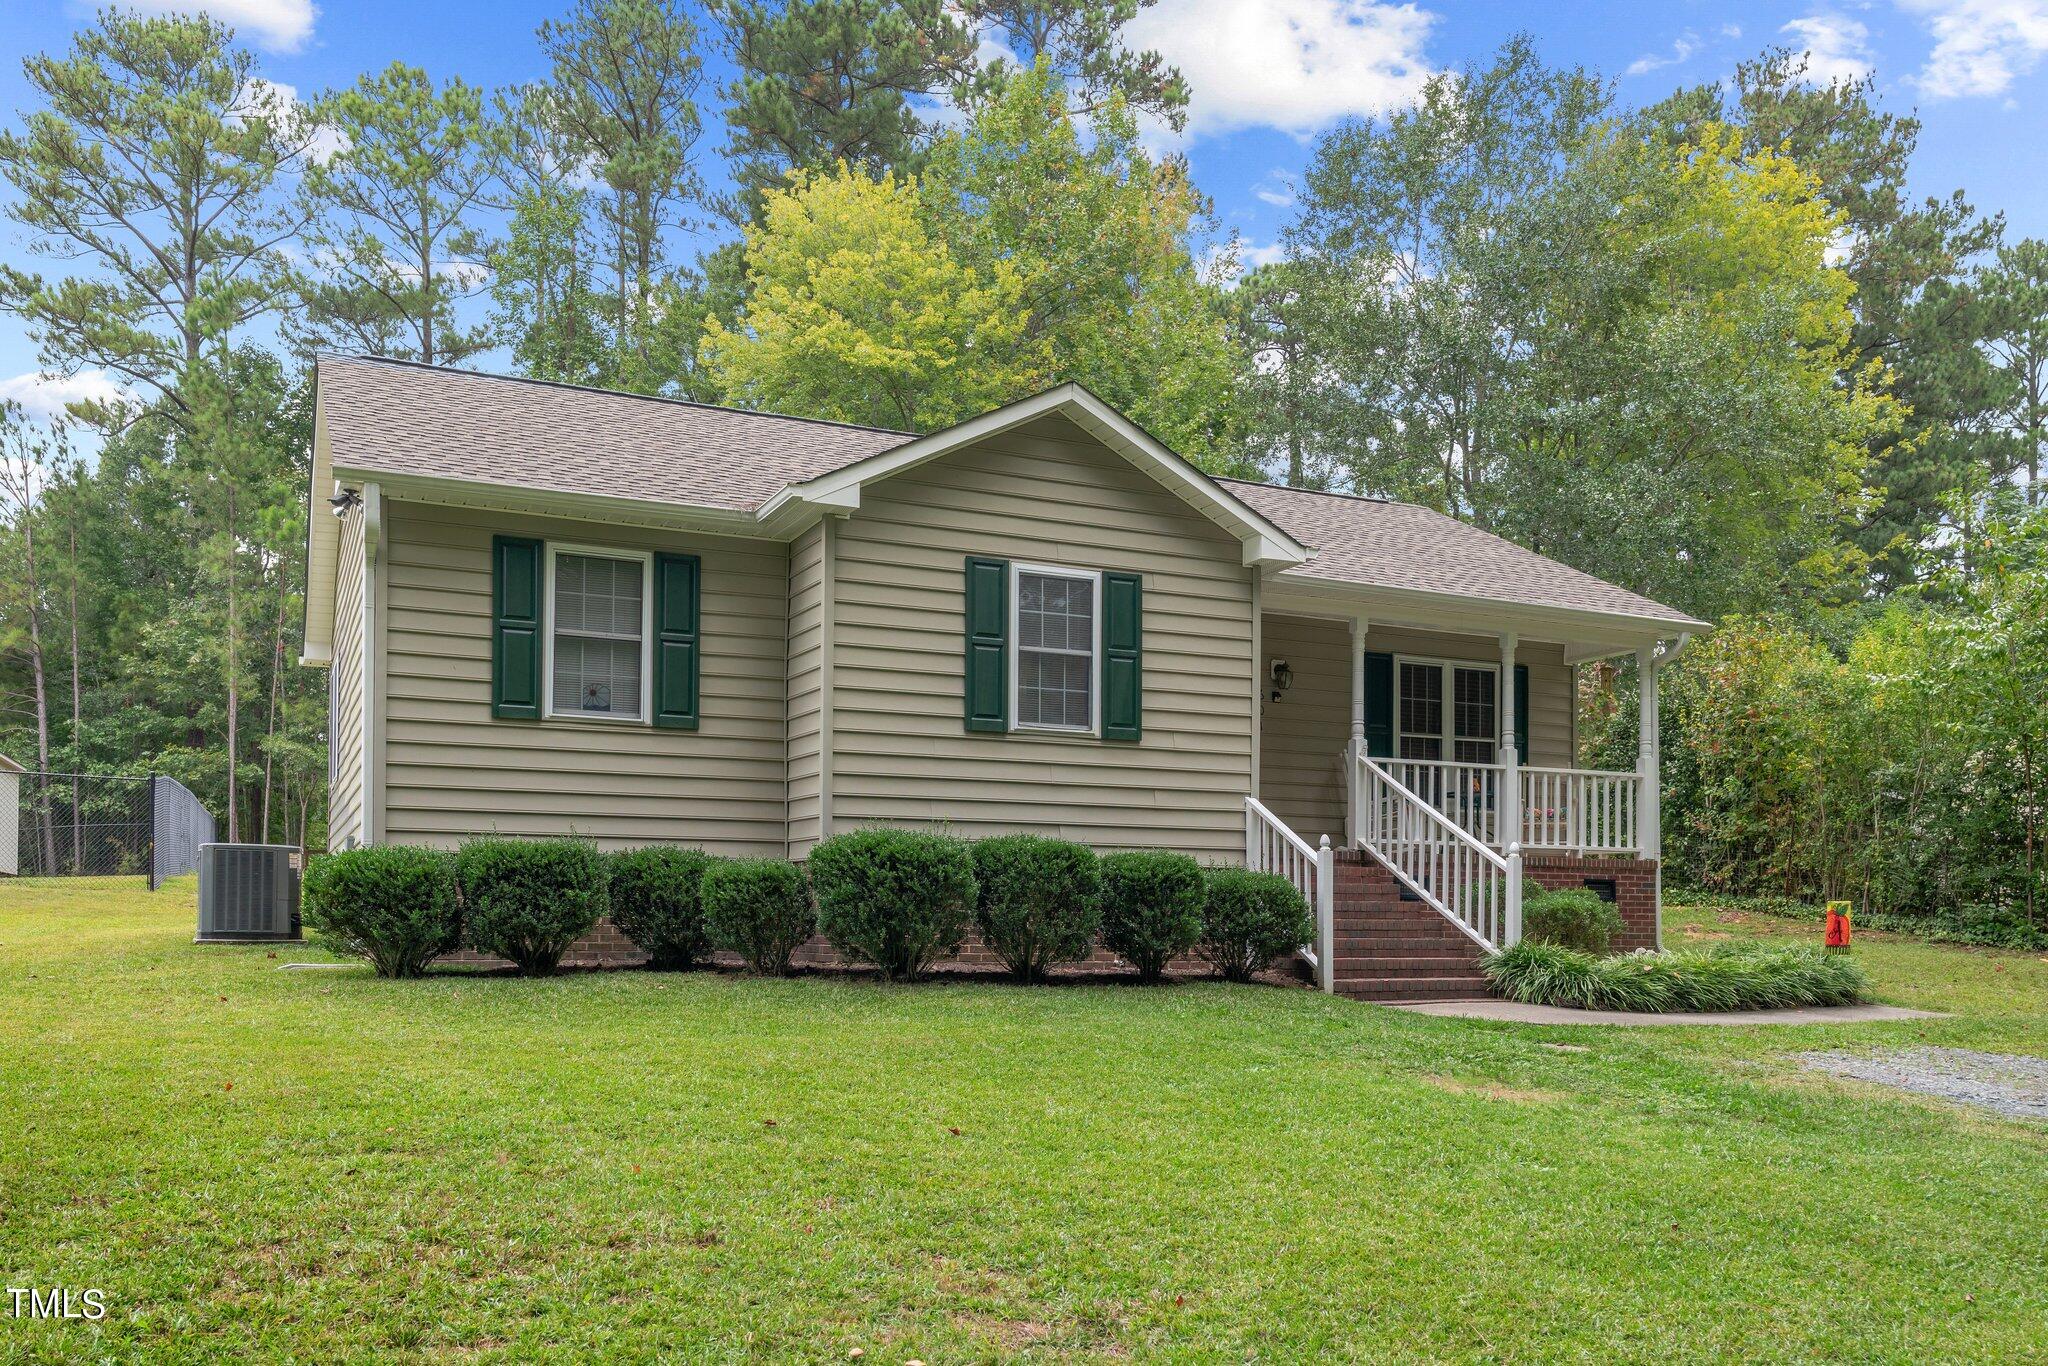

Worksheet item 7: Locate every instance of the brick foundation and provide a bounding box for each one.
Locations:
[441,916,1308,983]
[1520,853,1659,952]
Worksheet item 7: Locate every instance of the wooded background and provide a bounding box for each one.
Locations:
[0,4,2040,932]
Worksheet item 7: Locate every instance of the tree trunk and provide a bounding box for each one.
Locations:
[224,484,240,843]
[20,502,57,873]
[66,488,83,870]
[260,557,288,842]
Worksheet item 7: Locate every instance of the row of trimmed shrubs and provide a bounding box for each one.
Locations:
[303,828,1312,983]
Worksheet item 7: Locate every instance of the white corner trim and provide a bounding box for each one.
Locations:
[361,483,383,846]
[818,517,838,840]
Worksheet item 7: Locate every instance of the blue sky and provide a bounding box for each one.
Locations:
[3,0,2046,417]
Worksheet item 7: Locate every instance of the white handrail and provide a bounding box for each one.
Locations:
[1245,796,1335,992]
[1356,754,1521,950]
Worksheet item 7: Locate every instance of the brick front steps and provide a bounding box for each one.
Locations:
[1329,850,1493,1002]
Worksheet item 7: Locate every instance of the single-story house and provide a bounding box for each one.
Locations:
[303,356,1706,997]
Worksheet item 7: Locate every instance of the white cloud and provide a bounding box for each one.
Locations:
[1125,0,1436,139]
[0,371,134,422]
[1626,32,1699,78]
[1781,12,1876,85]
[123,0,318,53]
[1902,0,2048,99]
[1254,171,1297,207]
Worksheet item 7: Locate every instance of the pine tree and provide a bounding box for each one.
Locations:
[711,0,975,213]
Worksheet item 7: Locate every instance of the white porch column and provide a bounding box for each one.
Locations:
[1347,616,1367,846]
[1636,644,1662,865]
[1498,631,1519,852]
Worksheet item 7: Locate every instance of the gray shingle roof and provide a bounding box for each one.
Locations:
[1220,479,1705,627]
[315,356,1699,628]
[318,355,913,513]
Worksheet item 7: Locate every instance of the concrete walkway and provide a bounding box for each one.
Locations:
[1386,999,1945,1027]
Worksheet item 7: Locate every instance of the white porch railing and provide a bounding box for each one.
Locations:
[1368,757,1642,856]
[1519,765,1640,854]
[1355,754,1520,950]
[1245,796,1335,993]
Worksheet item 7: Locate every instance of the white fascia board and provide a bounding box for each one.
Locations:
[761,385,1310,566]
[300,393,339,669]
[1262,576,1703,648]
[329,466,766,538]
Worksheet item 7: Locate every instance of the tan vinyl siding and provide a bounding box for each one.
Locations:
[785,519,827,857]
[831,413,1254,859]
[379,501,789,855]
[1257,616,1576,841]
[326,500,367,849]
[1256,614,1351,844]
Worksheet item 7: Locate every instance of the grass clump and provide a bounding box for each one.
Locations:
[1484,940,1867,1012]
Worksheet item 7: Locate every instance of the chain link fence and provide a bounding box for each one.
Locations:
[7,772,215,888]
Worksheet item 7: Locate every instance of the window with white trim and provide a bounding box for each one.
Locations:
[1013,564,1099,732]
[1397,657,1497,763]
[547,548,652,721]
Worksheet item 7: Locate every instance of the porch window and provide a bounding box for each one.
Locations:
[1397,658,1497,763]
[547,547,652,722]
[1013,564,1099,732]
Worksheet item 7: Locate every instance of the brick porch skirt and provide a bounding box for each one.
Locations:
[1520,854,1659,952]
[438,922,1309,981]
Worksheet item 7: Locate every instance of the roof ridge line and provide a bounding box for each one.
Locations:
[1217,475,1393,506]
[321,353,921,440]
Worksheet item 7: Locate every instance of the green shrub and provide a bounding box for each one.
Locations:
[302,845,461,978]
[702,858,814,975]
[971,835,1101,981]
[1523,887,1627,954]
[809,828,976,981]
[1198,868,1313,983]
[1483,940,1867,1012]
[456,837,608,976]
[1098,850,1205,984]
[607,846,714,969]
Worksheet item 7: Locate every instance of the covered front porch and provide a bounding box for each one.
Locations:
[1244,594,1685,992]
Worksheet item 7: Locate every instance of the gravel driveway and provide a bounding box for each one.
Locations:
[1801,1047,2048,1121]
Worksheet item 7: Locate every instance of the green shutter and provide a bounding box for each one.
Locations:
[491,536,543,720]
[963,556,1009,732]
[1513,663,1529,759]
[653,553,700,730]
[1363,651,1394,758]
[1101,571,1142,742]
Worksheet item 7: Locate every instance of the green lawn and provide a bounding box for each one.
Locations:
[3,880,2045,1362]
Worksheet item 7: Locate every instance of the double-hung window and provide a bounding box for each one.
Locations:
[546,546,653,722]
[1012,564,1100,732]
[1397,657,1498,763]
